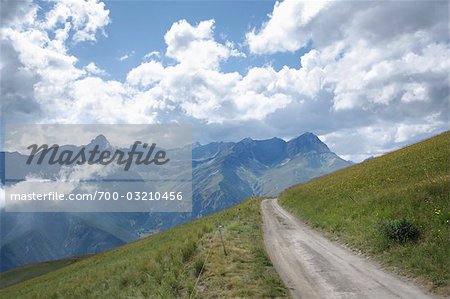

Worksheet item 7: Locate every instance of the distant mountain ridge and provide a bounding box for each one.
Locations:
[194,132,333,166]
[1,132,351,271]
[191,132,350,214]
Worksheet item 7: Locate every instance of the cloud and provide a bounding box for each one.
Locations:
[61,77,157,124]
[118,51,135,61]
[318,38,450,112]
[320,113,447,162]
[0,0,110,127]
[0,34,43,125]
[164,19,243,69]
[246,0,448,54]
[0,0,36,28]
[84,62,107,76]
[126,60,165,86]
[143,51,160,60]
[241,0,449,160]
[1,0,448,162]
[126,55,293,123]
[125,20,292,123]
[42,0,110,43]
[247,0,331,54]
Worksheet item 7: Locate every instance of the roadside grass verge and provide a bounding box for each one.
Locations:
[0,198,287,298]
[279,131,450,295]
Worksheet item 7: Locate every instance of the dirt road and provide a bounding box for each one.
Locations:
[261,198,441,299]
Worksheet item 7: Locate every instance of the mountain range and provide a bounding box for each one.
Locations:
[0,132,350,271]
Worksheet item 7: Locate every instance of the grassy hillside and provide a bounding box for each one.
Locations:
[0,198,287,298]
[279,131,450,295]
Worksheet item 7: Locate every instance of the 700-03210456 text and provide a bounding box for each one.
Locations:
[8,191,185,201]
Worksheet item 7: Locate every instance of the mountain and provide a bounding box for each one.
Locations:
[1,132,447,297]
[0,132,350,271]
[191,133,349,215]
[0,212,136,272]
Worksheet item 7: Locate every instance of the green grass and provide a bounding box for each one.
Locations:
[0,198,287,298]
[279,131,450,295]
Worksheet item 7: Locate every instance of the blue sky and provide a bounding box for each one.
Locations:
[1,0,448,162]
[70,1,306,80]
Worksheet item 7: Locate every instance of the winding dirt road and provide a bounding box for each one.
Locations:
[262,198,441,299]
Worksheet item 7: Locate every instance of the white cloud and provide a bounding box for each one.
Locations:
[243,0,449,160]
[323,39,450,111]
[84,62,107,76]
[394,117,443,143]
[0,0,37,29]
[319,113,448,162]
[143,51,160,60]
[247,0,331,54]
[126,53,295,123]
[123,20,294,123]
[401,83,428,103]
[164,19,243,69]
[119,54,129,61]
[1,0,448,162]
[126,60,165,86]
[0,0,110,127]
[42,0,110,43]
[65,77,156,124]
[245,0,450,116]
[320,126,395,162]
[118,51,135,61]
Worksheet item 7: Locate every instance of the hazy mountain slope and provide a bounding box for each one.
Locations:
[0,212,131,271]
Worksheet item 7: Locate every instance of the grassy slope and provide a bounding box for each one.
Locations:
[0,198,287,298]
[279,132,450,295]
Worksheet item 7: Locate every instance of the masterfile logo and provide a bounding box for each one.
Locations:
[4,124,192,213]
[26,141,170,171]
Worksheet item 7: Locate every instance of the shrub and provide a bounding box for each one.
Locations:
[378,218,420,243]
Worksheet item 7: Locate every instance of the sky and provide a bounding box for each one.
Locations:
[1,0,449,162]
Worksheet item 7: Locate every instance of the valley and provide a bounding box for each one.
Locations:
[1,132,350,271]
